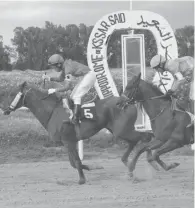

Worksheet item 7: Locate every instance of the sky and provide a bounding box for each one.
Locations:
[0,0,194,46]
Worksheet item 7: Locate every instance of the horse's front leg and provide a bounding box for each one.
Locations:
[125,131,154,174]
[152,139,182,171]
[120,140,138,166]
[151,121,187,171]
[127,141,147,177]
[67,140,86,184]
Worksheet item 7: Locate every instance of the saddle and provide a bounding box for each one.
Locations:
[63,94,99,122]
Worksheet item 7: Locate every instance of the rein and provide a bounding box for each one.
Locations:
[158,71,168,94]
[22,88,32,106]
[39,92,62,126]
[120,74,172,122]
[150,105,168,121]
[126,94,168,105]
[122,92,170,122]
[23,88,62,127]
[41,94,51,100]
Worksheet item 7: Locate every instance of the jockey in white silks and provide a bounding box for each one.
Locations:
[150,55,194,114]
[42,54,96,125]
[150,55,194,149]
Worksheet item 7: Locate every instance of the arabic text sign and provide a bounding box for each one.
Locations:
[152,71,174,93]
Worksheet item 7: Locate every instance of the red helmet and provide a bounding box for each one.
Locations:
[48,54,64,66]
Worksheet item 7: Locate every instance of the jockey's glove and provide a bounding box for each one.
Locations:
[48,89,56,94]
[167,89,174,95]
[65,74,74,81]
[165,90,177,98]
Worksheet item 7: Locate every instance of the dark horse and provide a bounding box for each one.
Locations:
[0,81,152,184]
[117,73,194,177]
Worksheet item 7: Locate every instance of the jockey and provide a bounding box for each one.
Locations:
[42,54,96,124]
[150,54,194,113]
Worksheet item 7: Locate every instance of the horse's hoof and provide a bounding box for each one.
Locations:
[78,178,86,185]
[129,172,134,178]
[84,164,104,170]
[167,162,180,170]
[121,159,128,167]
[149,161,160,171]
[132,176,146,183]
[132,177,140,183]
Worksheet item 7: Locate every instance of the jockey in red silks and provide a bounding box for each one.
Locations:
[150,54,194,114]
[42,54,96,124]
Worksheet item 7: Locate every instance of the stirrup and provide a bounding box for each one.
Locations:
[71,117,81,125]
[63,117,81,125]
[63,119,72,124]
[62,107,74,124]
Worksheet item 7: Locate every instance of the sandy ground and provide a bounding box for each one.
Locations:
[0,155,194,208]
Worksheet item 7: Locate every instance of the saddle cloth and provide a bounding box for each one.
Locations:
[62,98,97,121]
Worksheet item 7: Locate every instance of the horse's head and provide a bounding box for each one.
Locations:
[0,81,29,115]
[1,81,61,115]
[117,73,142,109]
[117,72,168,109]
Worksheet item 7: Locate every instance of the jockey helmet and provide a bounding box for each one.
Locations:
[150,55,166,69]
[48,54,64,66]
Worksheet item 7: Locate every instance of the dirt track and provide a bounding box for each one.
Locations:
[0,155,193,208]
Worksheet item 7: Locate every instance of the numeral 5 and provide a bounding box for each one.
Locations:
[84,109,93,118]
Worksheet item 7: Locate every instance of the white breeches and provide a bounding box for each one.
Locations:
[189,80,194,100]
[70,71,96,105]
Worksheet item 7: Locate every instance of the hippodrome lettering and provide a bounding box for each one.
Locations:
[90,12,126,98]
[91,54,113,97]
[92,13,126,50]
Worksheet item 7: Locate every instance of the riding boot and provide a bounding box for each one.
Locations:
[72,104,81,125]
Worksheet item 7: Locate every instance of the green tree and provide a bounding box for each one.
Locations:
[136,29,157,66]
[10,21,193,71]
[175,25,194,57]
[11,22,93,70]
[0,36,13,71]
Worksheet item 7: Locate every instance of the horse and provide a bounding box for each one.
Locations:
[117,73,194,178]
[0,81,153,184]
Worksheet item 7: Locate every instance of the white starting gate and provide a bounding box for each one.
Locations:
[121,34,149,130]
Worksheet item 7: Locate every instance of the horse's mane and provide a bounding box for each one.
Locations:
[27,82,47,93]
[136,78,170,113]
[26,82,62,103]
[142,79,164,96]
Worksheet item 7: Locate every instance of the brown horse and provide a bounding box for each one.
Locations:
[117,73,194,177]
[0,81,152,184]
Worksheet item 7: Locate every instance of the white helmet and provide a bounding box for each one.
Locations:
[150,55,166,68]
[48,54,64,66]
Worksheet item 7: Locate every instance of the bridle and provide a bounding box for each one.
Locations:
[121,80,170,122]
[5,88,32,113]
[4,82,63,128]
[154,56,168,94]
